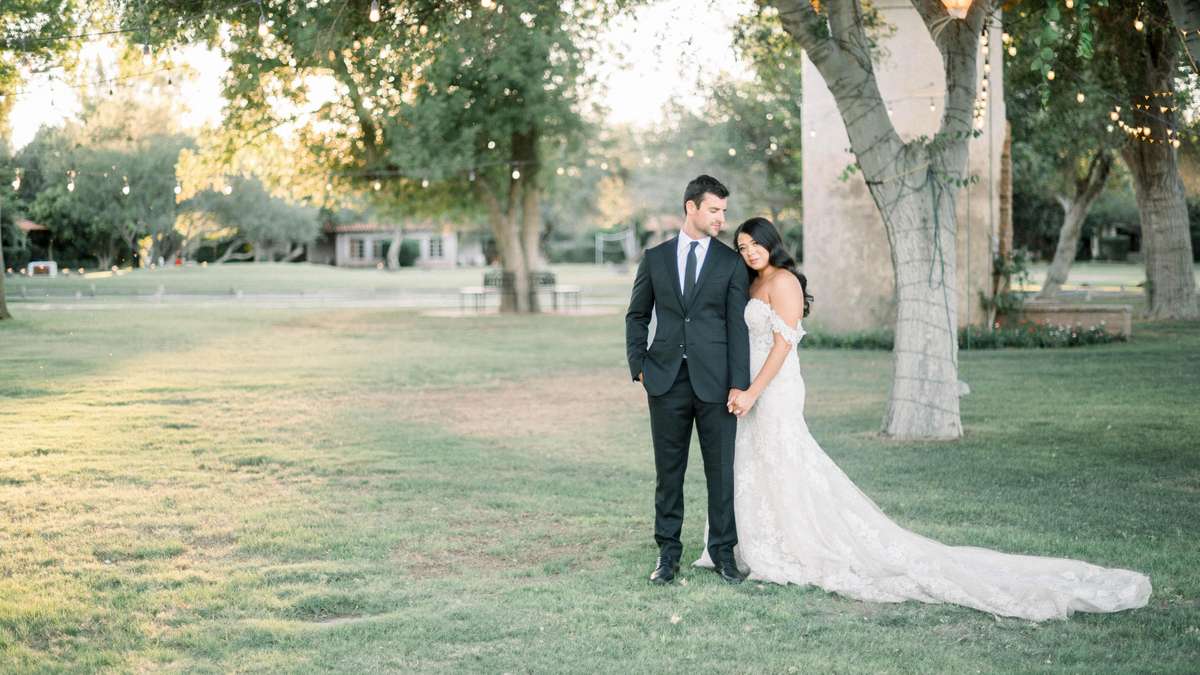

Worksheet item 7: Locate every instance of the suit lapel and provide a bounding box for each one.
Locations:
[686,241,723,309]
[663,237,685,310]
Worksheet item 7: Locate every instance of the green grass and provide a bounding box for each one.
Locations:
[0,286,1198,671]
[3,262,639,303]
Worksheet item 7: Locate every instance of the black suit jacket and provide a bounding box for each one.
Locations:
[625,237,751,403]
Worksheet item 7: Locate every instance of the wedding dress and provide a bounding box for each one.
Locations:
[697,298,1151,621]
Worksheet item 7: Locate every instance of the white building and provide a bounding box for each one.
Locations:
[309,221,486,268]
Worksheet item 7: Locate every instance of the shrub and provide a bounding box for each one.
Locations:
[801,322,1125,351]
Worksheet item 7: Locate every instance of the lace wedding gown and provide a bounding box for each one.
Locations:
[697,298,1151,621]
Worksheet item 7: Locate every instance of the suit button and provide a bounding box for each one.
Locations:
[685,317,691,323]
[679,344,684,348]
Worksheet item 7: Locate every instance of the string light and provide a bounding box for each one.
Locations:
[142,44,151,66]
[372,179,381,191]
[67,170,76,192]
[487,140,496,149]
[728,148,737,157]
[1134,18,1144,31]
[1076,92,1085,103]
[421,178,429,188]
[222,183,233,195]
[11,169,21,191]
[173,182,182,195]
[369,0,381,22]
[1046,70,1055,80]
[686,149,694,158]
[121,176,130,195]
[511,169,520,180]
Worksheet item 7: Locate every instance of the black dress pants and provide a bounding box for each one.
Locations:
[647,359,738,563]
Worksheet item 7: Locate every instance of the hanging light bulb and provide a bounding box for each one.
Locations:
[511,169,521,180]
[728,148,737,157]
[223,183,233,195]
[468,170,476,182]
[686,148,694,158]
[173,183,182,195]
[1076,92,1086,103]
[11,169,20,191]
[372,179,382,191]
[67,170,76,192]
[929,100,936,112]
[421,178,430,188]
[258,10,270,37]
[1046,70,1055,81]
[599,162,608,171]
[142,44,152,66]
[1107,124,1114,133]
[487,140,496,149]
[122,176,130,196]
[1008,46,1017,57]
[1134,18,1144,31]
[369,0,381,22]
[556,167,565,176]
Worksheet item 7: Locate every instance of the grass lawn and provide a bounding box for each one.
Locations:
[0,277,1197,671]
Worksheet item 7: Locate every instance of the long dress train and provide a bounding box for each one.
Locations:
[696,298,1150,621]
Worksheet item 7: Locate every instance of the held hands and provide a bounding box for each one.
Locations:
[727,388,757,418]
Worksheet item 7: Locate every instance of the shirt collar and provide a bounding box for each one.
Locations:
[678,230,711,253]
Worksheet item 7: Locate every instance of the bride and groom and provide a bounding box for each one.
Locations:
[624,175,1152,622]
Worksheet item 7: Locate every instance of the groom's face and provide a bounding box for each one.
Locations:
[686,193,728,239]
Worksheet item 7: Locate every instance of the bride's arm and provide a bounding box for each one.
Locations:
[730,275,804,416]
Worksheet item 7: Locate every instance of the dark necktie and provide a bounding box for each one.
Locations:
[684,241,698,301]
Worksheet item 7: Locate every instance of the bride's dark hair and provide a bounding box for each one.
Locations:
[734,217,813,318]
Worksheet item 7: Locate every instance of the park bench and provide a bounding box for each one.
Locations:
[459,270,581,312]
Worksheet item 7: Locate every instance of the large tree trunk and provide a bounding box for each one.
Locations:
[1123,141,1199,318]
[476,129,547,314]
[1038,152,1113,298]
[773,0,989,439]
[386,228,403,270]
[515,130,543,312]
[874,150,963,440]
[0,222,10,321]
[1118,22,1199,318]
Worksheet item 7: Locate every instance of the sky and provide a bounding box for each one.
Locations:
[5,0,754,151]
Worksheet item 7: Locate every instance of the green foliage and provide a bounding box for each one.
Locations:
[189,175,319,248]
[980,250,1031,317]
[802,319,1125,350]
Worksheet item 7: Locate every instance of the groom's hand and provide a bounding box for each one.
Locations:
[727,388,744,416]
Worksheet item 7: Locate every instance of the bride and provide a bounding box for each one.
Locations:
[696,216,1152,622]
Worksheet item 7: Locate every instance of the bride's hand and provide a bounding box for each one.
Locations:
[728,389,758,417]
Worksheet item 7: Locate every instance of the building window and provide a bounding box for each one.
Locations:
[428,236,444,259]
[350,238,365,259]
[372,239,386,260]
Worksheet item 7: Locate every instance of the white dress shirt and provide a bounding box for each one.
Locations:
[676,231,711,296]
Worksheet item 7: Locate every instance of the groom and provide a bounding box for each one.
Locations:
[625,175,751,585]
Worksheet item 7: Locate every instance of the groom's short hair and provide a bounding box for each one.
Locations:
[683,175,729,216]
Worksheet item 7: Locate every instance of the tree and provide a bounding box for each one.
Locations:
[1024,0,1199,317]
[187,176,319,263]
[1005,14,1119,298]
[123,0,624,312]
[766,0,990,440]
[0,0,81,319]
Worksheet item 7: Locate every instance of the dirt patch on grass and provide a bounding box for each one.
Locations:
[384,372,646,451]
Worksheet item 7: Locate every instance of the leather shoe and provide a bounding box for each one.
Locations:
[650,555,680,585]
[713,558,745,585]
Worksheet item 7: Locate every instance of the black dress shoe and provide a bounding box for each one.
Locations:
[713,558,745,585]
[650,556,680,585]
